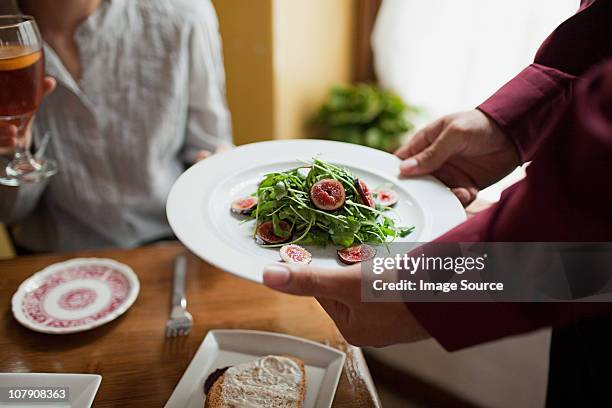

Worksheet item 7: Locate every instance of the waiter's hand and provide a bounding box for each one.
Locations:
[0,77,56,156]
[263,263,430,347]
[395,109,520,206]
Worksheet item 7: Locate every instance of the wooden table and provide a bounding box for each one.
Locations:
[0,242,380,407]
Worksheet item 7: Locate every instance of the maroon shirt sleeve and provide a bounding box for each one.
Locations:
[477,0,612,161]
[409,60,612,351]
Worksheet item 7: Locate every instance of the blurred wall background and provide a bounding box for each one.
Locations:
[211,0,276,145]
[212,0,356,145]
[273,0,355,140]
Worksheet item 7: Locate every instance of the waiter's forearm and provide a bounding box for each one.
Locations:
[410,60,612,350]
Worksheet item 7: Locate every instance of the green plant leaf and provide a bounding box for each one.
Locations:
[313,83,419,152]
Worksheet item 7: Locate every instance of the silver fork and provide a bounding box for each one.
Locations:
[165,255,193,337]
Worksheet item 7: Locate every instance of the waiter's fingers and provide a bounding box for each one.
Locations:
[394,118,444,160]
[399,127,461,177]
[451,187,478,206]
[263,263,360,301]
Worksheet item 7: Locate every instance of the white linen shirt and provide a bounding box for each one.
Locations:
[0,0,232,251]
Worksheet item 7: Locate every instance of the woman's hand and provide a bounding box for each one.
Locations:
[0,76,56,156]
[196,143,231,162]
[0,124,18,156]
[263,263,430,347]
[395,109,520,206]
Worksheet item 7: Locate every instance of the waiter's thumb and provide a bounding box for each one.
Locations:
[400,130,458,176]
[263,263,355,300]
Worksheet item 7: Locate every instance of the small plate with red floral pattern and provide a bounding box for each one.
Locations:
[11,258,140,334]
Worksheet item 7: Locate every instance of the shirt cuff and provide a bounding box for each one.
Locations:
[478,64,576,162]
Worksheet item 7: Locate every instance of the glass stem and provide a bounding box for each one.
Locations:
[14,127,31,161]
[7,117,40,176]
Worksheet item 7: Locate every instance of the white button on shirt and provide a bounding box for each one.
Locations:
[0,0,232,252]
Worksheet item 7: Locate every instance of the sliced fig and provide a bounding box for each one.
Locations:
[355,179,375,208]
[256,220,292,244]
[310,179,346,211]
[231,196,258,215]
[280,244,312,264]
[337,244,376,265]
[374,188,398,207]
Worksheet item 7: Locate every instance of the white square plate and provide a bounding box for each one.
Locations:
[165,330,346,408]
[0,373,101,408]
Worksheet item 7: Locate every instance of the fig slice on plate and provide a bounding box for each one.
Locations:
[337,244,376,265]
[374,188,398,207]
[355,179,375,208]
[310,179,346,211]
[256,220,292,244]
[230,196,258,215]
[280,244,312,264]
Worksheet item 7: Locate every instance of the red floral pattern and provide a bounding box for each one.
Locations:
[21,264,132,328]
[58,288,97,310]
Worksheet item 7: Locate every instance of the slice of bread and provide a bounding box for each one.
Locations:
[205,355,306,408]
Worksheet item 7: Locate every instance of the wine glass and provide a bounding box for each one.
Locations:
[0,15,56,186]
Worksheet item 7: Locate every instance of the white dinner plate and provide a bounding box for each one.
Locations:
[0,373,101,408]
[12,258,140,334]
[167,139,466,282]
[164,330,346,408]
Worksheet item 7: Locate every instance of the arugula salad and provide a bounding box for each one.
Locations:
[230,158,414,264]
